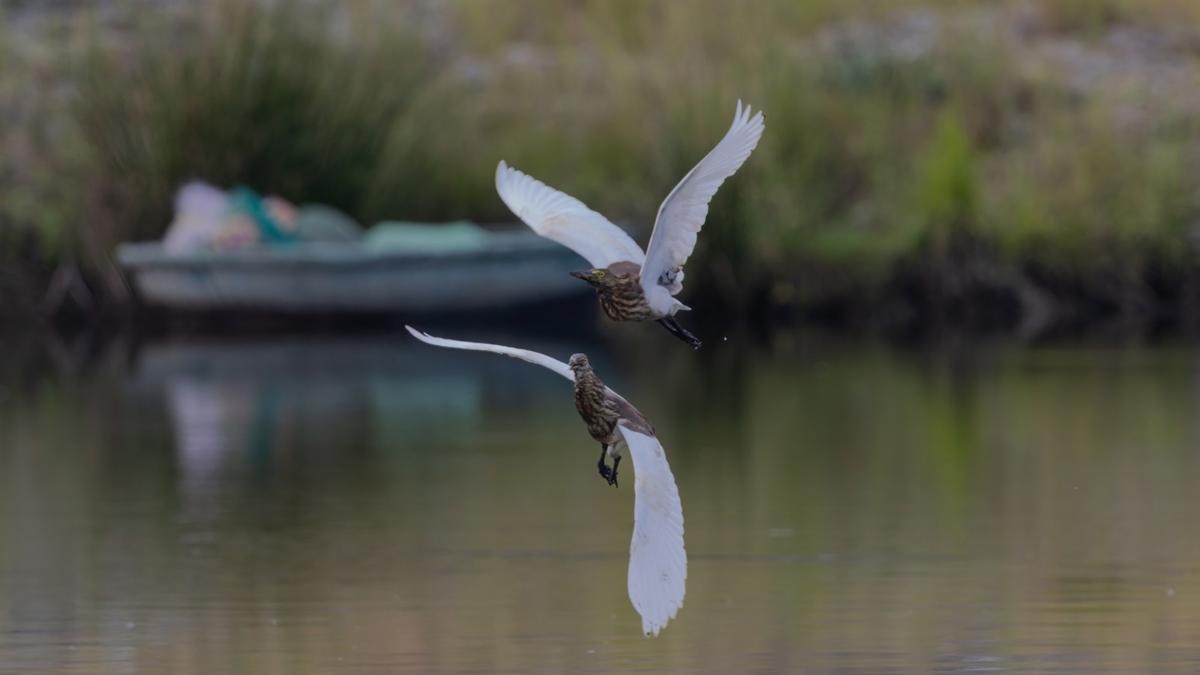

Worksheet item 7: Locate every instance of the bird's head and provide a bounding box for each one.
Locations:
[568,353,591,372]
[571,268,609,288]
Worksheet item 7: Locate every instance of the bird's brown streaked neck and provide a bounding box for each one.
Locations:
[568,354,606,393]
[570,265,656,323]
[569,353,620,454]
[569,354,655,438]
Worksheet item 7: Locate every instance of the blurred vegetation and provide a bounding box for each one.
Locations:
[3,0,1200,327]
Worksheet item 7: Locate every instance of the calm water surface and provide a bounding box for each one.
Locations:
[2,328,1200,673]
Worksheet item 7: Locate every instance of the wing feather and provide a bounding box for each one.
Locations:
[496,161,645,268]
[640,101,765,310]
[404,326,573,382]
[408,325,686,637]
[619,424,686,637]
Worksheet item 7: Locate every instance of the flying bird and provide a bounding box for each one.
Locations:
[405,325,686,636]
[496,100,766,348]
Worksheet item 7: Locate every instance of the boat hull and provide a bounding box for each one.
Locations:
[117,237,590,313]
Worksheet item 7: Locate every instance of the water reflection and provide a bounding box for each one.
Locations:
[3,331,1200,672]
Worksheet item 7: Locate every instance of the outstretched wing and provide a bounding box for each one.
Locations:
[409,325,684,636]
[640,101,765,307]
[619,423,686,637]
[405,326,572,382]
[496,161,646,268]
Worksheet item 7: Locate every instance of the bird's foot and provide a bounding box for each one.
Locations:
[596,460,619,487]
[657,317,702,350]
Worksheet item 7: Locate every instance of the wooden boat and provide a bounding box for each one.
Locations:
[116,225,590,313]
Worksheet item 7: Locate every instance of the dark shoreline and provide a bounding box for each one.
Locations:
[5,283,1197,348]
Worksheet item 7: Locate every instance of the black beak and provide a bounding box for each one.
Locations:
[570,271,590,281]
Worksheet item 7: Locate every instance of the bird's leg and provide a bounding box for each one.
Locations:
[608,454,621,488]
[596,444,614,483]
[657,317,702,349]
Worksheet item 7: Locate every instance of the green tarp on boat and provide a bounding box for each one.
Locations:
[364,220,490,254]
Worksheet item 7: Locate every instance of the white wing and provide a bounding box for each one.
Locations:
[619,423,686,637]
[640,101,765,310]
[409,325,686,636]
[496,161,646,268]
[404,326,572,382]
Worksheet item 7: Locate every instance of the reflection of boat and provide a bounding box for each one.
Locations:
[116,226,589,313]
[131,335,617,392]
[127,336,621,488]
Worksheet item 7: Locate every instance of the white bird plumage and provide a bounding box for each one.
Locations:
[640,100,765,313]
[405,325,686,636]
[496,100,765,317]
[619,424,687,635]
[495,161,646,269]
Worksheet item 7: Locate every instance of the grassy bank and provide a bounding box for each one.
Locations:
[4,0,1200,329]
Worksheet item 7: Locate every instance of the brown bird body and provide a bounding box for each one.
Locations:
[569,353,653,486]
[572,361,622,445]
[572,262,699,347]
[584,262,657,323]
